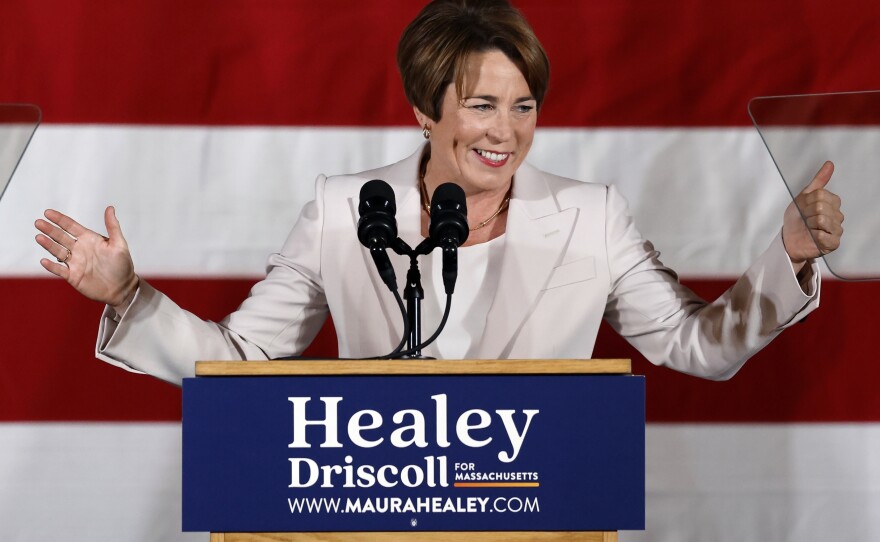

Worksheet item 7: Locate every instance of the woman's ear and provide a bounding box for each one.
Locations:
[413,106,431,130]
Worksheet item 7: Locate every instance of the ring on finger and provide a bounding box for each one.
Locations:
[57,247,72,264]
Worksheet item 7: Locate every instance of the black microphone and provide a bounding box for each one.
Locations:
[428,182,469,294]
[357,179,398,291]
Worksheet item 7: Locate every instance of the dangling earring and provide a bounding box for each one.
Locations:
[422,124,431,139]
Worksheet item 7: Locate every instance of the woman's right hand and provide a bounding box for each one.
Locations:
[35,206,139,313]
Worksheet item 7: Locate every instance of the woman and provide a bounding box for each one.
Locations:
[34,0,843,385]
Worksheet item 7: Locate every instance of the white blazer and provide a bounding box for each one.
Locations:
[97,146,819,385]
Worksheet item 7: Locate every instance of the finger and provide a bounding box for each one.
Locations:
[803,211,845,234]
[39,257,71,280]
[799,206,845,231]
[798,192,843,215]
[43,209,89,238]
[104,206,127,245]
[802,194,843,223]
[801,187,840,205]
[35,218,78,249]
[804,214,844,236]
[813,230,842,254]
[35,233,73,262]
[800,161,834,195]
[826,189,842,209]
[801,190,843,215]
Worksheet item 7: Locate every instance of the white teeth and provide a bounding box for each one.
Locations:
[477,149,508,162]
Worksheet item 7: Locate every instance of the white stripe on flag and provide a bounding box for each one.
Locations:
[8,125,870,278]
[0,423,201,542]
[633,424,880,542]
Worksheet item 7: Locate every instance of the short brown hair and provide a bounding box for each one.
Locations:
[397,0,550,121]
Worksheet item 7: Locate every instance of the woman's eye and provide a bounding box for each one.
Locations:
[514,105,534,114]
[471,103,493,111]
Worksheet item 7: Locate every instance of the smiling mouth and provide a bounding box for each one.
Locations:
[474,149,510,166]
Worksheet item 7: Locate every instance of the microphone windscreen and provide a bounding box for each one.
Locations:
[431,182,466,212]
[359,179,396,216]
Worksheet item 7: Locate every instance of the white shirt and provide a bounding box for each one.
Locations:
[420,235,506,359]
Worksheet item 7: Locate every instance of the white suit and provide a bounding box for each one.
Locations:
[97,146,819,385]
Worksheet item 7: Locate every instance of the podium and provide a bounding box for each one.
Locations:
[183,359,644,541]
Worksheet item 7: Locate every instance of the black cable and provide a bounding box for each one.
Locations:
[375,288,410,359]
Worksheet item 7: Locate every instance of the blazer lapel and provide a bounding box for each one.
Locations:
[476,163,577,359]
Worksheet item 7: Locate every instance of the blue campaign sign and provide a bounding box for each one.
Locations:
[182,374,644,532]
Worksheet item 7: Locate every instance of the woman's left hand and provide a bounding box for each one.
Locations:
[782,161,844,268]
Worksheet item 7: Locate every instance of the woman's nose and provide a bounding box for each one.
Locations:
[486,112,513,142]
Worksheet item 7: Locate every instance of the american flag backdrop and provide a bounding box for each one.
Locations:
[1,1,879,541]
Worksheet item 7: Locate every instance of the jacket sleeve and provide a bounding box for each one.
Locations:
[602,184,819,380]
[94,175,331,386]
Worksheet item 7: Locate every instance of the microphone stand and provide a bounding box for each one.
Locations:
[392,237,436,359]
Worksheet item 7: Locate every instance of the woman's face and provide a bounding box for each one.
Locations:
[419,50,538,197]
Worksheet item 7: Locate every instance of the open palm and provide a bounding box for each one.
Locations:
[35,206,139,308]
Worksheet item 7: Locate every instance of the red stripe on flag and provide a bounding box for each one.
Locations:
[1,1,878,126]
[0,278,335,422]
[749,92,880,126]
[1,277,877,423]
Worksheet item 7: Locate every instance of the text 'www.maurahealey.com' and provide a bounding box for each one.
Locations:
[288,496,541,514]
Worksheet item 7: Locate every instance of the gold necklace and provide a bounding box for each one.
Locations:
[419,163,511,232]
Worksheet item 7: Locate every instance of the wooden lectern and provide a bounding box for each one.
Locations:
[185,359,643,542]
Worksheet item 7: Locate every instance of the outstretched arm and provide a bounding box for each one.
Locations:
[604,161,844,380]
